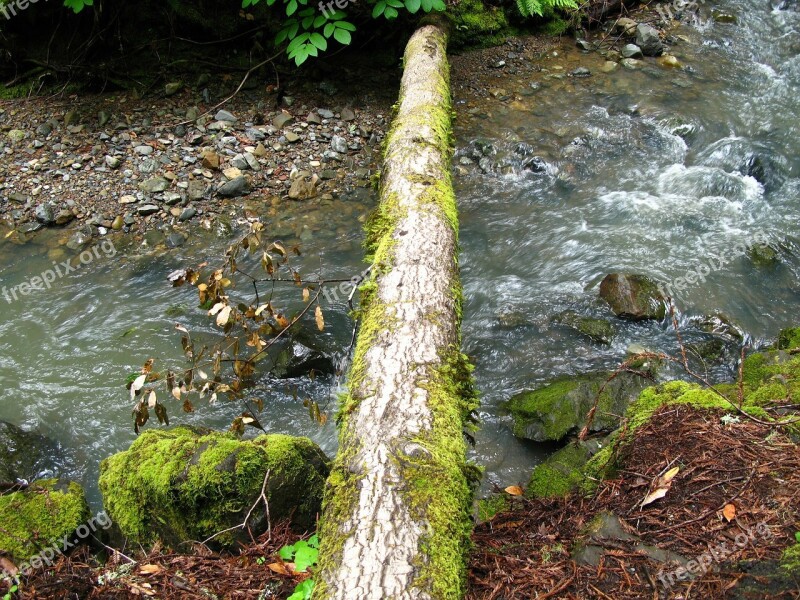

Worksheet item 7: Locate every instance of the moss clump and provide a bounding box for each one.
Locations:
[555,311,614,345]
[527,442,591,498]
[777,328,800,351]
[476,494,509,522]
[504,371,648,442]
[448,0,514,49]
[0,479,90,562]
[99,427,329,548]
[781,544,800,575]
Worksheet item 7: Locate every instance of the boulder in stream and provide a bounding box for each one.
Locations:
[599,273,667,321]
[0,420,67,483]
[99,427,329,548]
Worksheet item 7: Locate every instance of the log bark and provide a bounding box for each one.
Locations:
[314,14,477,600]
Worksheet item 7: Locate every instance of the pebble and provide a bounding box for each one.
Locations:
[215,110,237,123]
[137,204,160,216]
[331,135,348,154]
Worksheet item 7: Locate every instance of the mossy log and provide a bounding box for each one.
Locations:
[315,14,477,600]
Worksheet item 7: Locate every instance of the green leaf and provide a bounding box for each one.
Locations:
[333,28,352,45]
[372,1,386,17]
[328,9,346,19]
[278,544,295,560]
[308,534,319,548]
[386,0,403,7]
[286,0,298,16]
[336,20,356,31]
[796,531,800,543]
[384,6,399,18]
[420,0,433,10]
[314,15,327,27]
[310,33,328,50]
[294,545,318,572]
[302,15,314,28]
[430,0,445,9]
[405,0,421,13]
[287,579,314,600]
[324,22,336,36]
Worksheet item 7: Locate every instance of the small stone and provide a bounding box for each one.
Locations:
[285,131,300,143]
[137,204,160,216]
[179,207,197,222]
[273,113,293,128]
[223,167,243,180]
[215,109,237,123]
[163,192,182,206]
[244,153,260,170]
[288,177,317,200]
[600,61,619,73]
[111,215,124,230]
[317,109,334,119]
[18,222,42,234]
[165,82,183,96]
[64,110,78,126]
[7,129,25,143]
[245,128,265,141]
[54,209,75,226]
[635,23,664,56]
[35,123,52,137]
[105,155,121,169]
[8,192,29,203]
[119,194,137,204]
[306,111,322,124]
[188,180,206,200]
[98,111,111,127]
[166,232,187,248]
[330,135,348,154]
[201,151,220,170]
[230,154,250,170]
[253,143,267,158]
[614,17,638,35]
[576,39,592,51]
[139,177,170,193]
[216,176,250,197]
[35,203,55,225]
[621,44,643,59]
[570,67,592,77]
[341,108,356,121]
[657,54,682,68]
[621,58,643,69]
[135,145,154,156]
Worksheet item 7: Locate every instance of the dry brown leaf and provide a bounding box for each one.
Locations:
[661,466,680,484]
[267,562,291,575]
[139,564,162,575]
[641,487,670,507]
[722,503,736,522]
[504,485,524,496]
[315,305,324,331]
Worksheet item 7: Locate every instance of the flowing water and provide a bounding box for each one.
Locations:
[1,0,799,506]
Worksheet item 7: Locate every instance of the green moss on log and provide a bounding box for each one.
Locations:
[527,442,592,498]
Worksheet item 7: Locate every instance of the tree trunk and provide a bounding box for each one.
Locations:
[314,14,477,600]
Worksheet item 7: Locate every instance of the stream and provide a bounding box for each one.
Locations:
[1,0,799,506]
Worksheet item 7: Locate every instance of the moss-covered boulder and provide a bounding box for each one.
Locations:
[504,371,650,442]
[527,440,599,498]
[554,311,615,345]
[598,273,667,321]
[99,427,329,548]
[0,479,90,562]
[776,327,800,351]
[748,244,780,267]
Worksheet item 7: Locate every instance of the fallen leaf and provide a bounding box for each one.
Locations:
[661,466,680,484]
[315,306,324,331]
[139,564,162,575]
[504,485,524,496]
[267,562,291,575]
[722,503,736,522]
[641,466,681,508]
[216,305,232,327]
[641,487,669,507]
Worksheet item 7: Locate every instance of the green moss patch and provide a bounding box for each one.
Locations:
[99,427,329,548]
[0,479,90,562]
[527,441,592,498]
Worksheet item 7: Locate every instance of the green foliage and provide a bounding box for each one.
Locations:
[3,584,18,600]
[63,0,92,13]
[279,535,319,599]
[515,0,577,18]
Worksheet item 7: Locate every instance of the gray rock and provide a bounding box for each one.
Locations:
[17,222,42,234]
[621,58,643,69]
[162,192,182,206]
[216,176,250,198]
[139,177,170,194]
[635,23,664,56]
[135,145,154,156]
[179,207,197,222]
[244,153,260,170]
[341,108,356,121]
[105,155,122,169]
[35,123,52,137]
[188,180,207,200]
[66,229,92,250]
[35,203,55,225]
[621,43,644,59]
[576,39,592,51]
[273,113,293,128]
[599,273,666,320]
[166,232,187,248]
[138,158,158,174]
[274,341,335,378]
[165,82,183,96]
[306,111,322,124]
[317,109,334,119]
[245,128,265,141]
[571,67,592,77]
[330,135,348,154]
[137,204,160,216]
[215,110,237,123]
[230,154,250,170]
[8,192,29,204]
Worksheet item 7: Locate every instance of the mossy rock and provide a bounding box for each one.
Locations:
[475,494,509,523]
[554,310,615,345]
[598,273,667,321]
[0,479,90,562]
[776,327,800,351]
[99,427,329,548]
[448,0,513,49]
[748,244,780,267]
[504,371,650,442]
[527,441,596,498]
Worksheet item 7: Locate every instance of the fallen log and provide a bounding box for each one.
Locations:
[314,14,478,600]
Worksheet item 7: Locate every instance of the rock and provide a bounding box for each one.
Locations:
[201,151,220,170]
[601,60,619,73]
[187,180,207,200]
[98,111,111,127]
[341,107,356,121]
[748,244,780,267]
[503,371,650,442]
[527,440,597,498]
[223,167,243,180]
[711,9,738,23]
[273,341,335,378]
[230,154,250,170]
[273,113,293,128]
[690,313,744,342]
[7,129,25,143]
[288,177,318,200]
[137,204,160,216]
[162,192,182,206]
[253,143,267,157]
[64,109,78,126]
[0,479,91,562]
[178,207,197,222]
[330,135,348,154]
[54,209,75,226]
[657,54,682,68]
[216,176,250,198]
[66,229,92,250]
[285,131,300,143]
[165,82,183,96]
[215,109,237,123]
[166,232,186,248]
[134,145,154,156]
[105,155,122,169]
[0,421,66,483]
[35,123,52,137]
[111,215,124,230]
[317,108,334,119]
[599,273,667,320]
[576,39,592,51]
[17,222,41,234]
[621,43,643,59]
[635,23,664,56]
[306,111,322,124]
[119,194,136,204]
[99,427,329,546]
[35,203,55,225]
[621,58,643,69]
[614,17,638,35]
[138,177,170,194]
[570,67,592,77]
[244,153,260,170]
[555,311,615,344]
